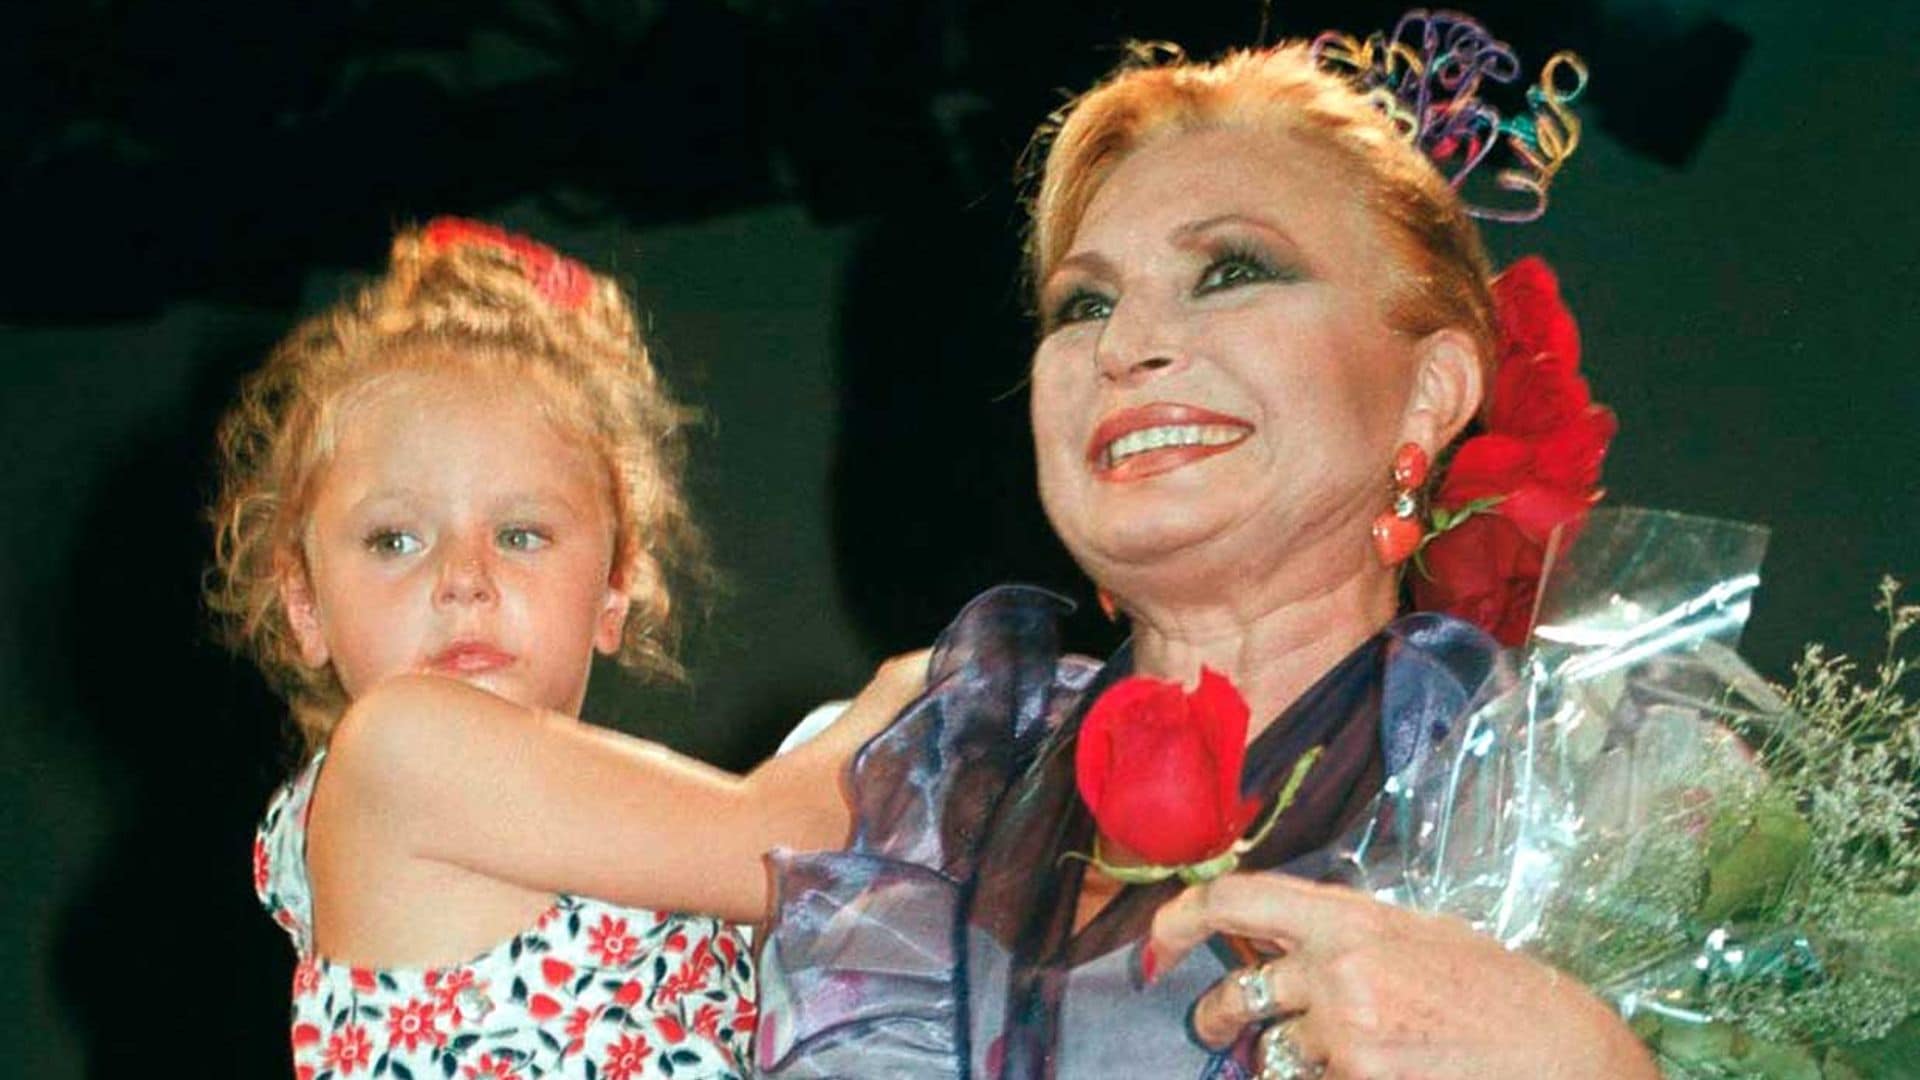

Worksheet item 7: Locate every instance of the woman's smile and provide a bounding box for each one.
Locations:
[1088,402,1252,480]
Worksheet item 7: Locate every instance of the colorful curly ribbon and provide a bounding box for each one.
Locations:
[1313,10,1587,223]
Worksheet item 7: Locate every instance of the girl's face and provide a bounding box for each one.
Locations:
[1030,125,1437,603]
[284,366,630,716]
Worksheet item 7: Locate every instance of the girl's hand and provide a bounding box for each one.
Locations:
[1147,873,1657,1079]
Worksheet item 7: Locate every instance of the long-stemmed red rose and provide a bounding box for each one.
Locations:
[1072,668,1321,884]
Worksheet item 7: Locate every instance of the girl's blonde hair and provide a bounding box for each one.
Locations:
[206,221,703,750]
[1024,42,1498,371]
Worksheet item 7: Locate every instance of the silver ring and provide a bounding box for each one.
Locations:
[1257,1020,1323,1080]
[1235,964,1278,1020]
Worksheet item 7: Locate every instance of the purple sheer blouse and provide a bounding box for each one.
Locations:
[757,586,1503,1078]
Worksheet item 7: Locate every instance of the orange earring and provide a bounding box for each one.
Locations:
[1370,442,1429,567]
[1097,587,1122,622]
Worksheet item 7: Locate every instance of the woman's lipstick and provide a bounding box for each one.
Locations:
[1087,403,1252,482]
[425,641,515,674]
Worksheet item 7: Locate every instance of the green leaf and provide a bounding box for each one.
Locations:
[1699,801,1812,924]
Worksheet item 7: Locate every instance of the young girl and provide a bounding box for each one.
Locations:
[211,219,805,1078]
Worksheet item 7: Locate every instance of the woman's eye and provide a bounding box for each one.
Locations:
[1049,289,1114,328]
[364,529,423,557]
[497,526,551,553]
[1196,252,1284,294]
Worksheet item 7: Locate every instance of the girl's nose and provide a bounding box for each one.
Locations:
[435,547,498,607]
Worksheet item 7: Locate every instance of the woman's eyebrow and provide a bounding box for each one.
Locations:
[1173,213,1298,248]
[1045,249,1118,291]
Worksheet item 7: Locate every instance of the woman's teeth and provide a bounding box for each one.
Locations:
[1102,424,1247,467]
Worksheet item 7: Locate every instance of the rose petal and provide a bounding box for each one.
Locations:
[1437,433,1535,506]
[1491,256,1580,372]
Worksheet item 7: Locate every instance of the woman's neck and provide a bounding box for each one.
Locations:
[1124,559,1397,740]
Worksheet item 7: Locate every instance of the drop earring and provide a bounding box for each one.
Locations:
[1370,442,1429,567]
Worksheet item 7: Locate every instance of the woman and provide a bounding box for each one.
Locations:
[752,31,1654,1080]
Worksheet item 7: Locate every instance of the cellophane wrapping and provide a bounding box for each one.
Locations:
[1332,508,1920,1078]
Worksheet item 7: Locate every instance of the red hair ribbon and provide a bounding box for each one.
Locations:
[420,217,594,311]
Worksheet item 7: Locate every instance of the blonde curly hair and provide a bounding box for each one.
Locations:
[206,220,704,751]
[1023,41,1498,372]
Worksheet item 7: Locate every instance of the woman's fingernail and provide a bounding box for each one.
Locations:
[1141,944,1161,986]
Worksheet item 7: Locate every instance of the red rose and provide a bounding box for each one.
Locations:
[1438,433,1535,505]
[1528,406,1617,493]
[1494,484,1594,545]
[1487,350,1591,438]
[1413,513,1546,646]
[1074,668,1262,866]
[1490,256,1579,376]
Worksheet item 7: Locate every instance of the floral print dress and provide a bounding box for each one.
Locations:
[255,751,756,1079]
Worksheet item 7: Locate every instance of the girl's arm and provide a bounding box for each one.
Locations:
[315,650,931,924]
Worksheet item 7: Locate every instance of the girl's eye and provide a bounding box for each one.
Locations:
[1048,288,1114,329]
[365,529,423,557]
[1196,250,1287,294]
[497,526,551,553]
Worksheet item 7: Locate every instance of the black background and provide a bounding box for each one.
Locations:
[2,1,1914,1074]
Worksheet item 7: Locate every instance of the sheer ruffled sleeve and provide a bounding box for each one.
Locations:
[754,586,1096,1076]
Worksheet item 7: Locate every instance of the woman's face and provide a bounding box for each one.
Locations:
[1031,125,1427,603]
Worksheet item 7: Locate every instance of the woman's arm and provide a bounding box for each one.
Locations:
[316,650,932,924]
[1150,873,1658,1080]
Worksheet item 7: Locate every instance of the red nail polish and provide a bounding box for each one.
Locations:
[1141,946,1160,986]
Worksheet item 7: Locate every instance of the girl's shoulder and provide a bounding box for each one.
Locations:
[255,755,757,1076]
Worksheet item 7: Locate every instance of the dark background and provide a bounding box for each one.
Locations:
[2,1,1913,1074]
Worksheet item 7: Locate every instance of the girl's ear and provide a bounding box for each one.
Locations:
[279,556,331,669]
[1399,326,1485,452]
[594,584,633,656]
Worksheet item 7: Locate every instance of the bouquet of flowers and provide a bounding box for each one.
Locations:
[1331,507,1920,1078]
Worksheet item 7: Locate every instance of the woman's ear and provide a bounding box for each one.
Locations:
[1400,327,1485,452]
[278,555,331,669]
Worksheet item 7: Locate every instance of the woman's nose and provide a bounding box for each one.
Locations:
[1093,299,1187,384]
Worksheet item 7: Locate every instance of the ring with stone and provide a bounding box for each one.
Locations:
[1257,1019,1323,1080]
[1235,964,1280,1020]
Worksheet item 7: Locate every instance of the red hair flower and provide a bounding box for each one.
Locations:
[420,216,594,311]
[1073,668,1321,883]
[1413,256,1617,645]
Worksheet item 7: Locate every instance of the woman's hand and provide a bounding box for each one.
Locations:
[1148,873,1658,1079]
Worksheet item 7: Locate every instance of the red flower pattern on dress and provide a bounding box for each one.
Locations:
[292,957,322,997]
[253,837,270,895]
[1414,256,1616,646]
[602,1033,656,1080]
[692,1002,724,1041]
[588,914,641,967]
[386,997,445,1052]
[430,967,481,1019]
[322,1025,375,1075]
[461,1054,522,1079]
[656,946,718,1006]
